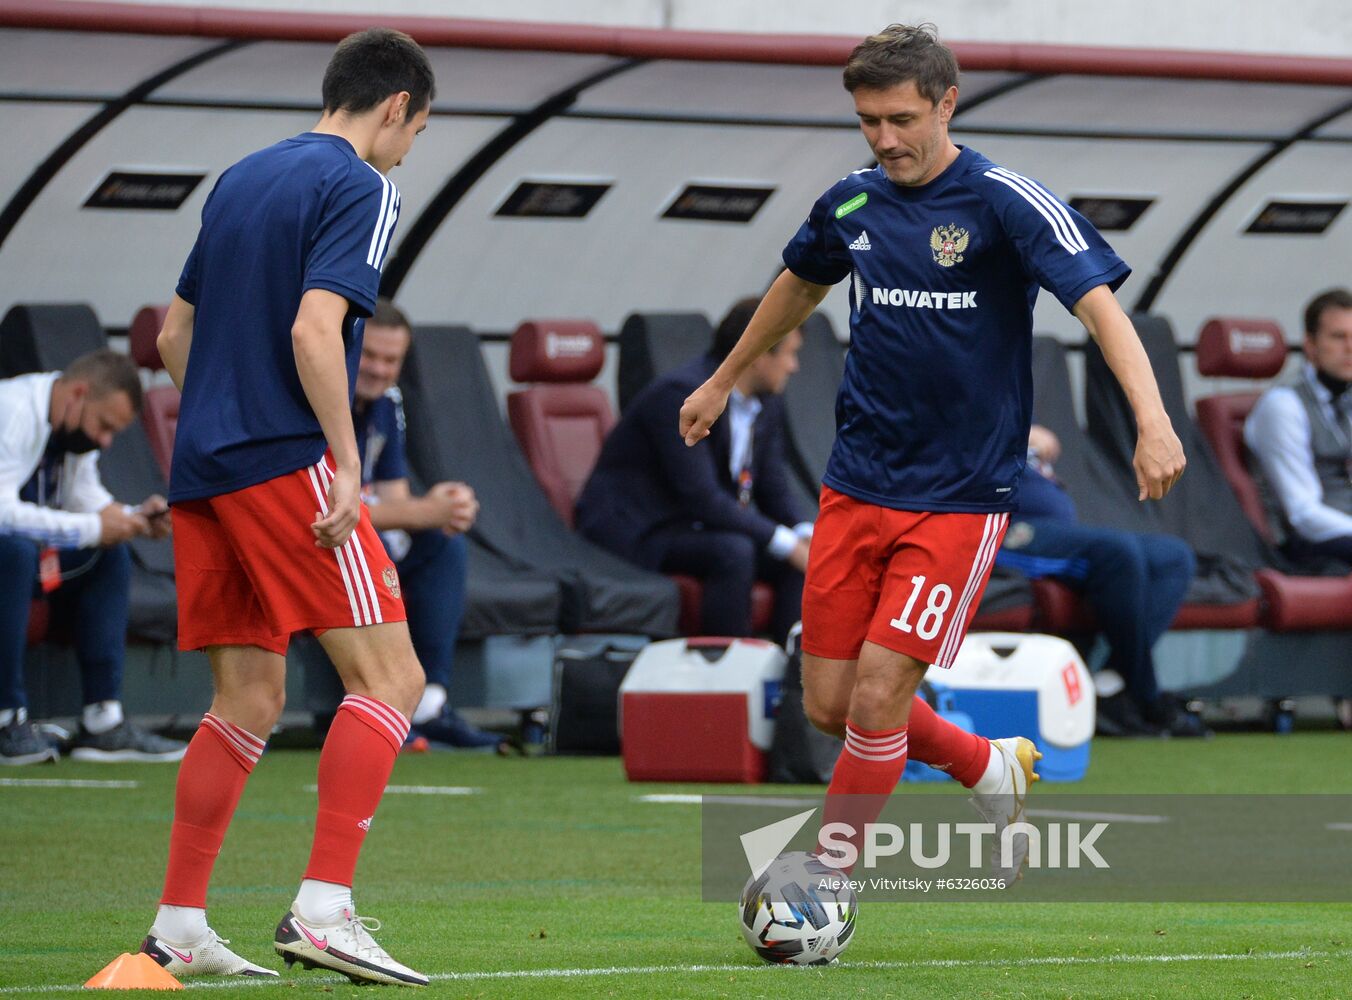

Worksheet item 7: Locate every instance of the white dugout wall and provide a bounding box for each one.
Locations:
[0,2,1350,408]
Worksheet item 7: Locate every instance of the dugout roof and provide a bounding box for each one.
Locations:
[1,1,1350,352]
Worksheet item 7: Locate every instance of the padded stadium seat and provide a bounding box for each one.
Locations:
[1192,317,1352,631]
[506,320,614,529]
[617,311,712,412]
[780,311,844,510]
[0,303,106,376]
[1031,578,1261,631]
[504,319,773,636]
[399,325,678,636]
[129,305,179,480]
[1194,317,1287,545]
[97,418,179,644]
[1030,334,1259,631]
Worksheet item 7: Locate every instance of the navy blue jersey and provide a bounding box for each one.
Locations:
[782,146,1129,513]
[169,132,401,502]
[354,388,409,487]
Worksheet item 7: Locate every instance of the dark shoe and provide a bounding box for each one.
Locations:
[70,720,187,762]
[417,708,507,752]
[0,719,59,765]
[1095,691,1160,737]
[1144,695,1214,739]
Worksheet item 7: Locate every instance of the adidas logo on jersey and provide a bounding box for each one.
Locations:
[849,231,872,251]
[871,288,978,310]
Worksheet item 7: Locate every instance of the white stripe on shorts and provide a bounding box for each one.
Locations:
[306,461,364,626]
[935,513,1007,668]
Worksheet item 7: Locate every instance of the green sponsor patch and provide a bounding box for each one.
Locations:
[834,193,868,219]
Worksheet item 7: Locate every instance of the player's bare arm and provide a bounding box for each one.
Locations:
[156,295,195,391]
[1073,284,1186,501]
[680,270,830,446]
[292,288,363,548]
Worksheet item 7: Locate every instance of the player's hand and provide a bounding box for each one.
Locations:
[787,537,811,573]
[427,481,479,534]
[679,380,731,447]
[1134,419,1186,501]
[99,503,150,545]
[314,464,361,548]
[137,494,172,539]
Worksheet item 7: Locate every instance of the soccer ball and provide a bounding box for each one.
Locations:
[738,851,857,965]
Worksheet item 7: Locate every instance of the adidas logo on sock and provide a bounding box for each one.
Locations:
[357,816,373,832]
[849,230,871,251]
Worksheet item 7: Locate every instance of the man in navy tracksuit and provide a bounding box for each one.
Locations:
[996,424,1204,737]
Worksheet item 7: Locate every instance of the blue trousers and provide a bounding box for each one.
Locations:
[397,529,468,689]
[304,528,468,710]
[641,527,804,644]
[996,519,1195,707]
[0,534,130,712]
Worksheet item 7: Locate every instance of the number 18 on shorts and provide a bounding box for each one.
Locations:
[801,486,1009,667]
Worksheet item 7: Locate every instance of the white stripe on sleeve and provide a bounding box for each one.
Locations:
[983,167,1087,255]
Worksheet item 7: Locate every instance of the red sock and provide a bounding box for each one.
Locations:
[304,694,408,887]
[817,721,907,872]
[161,714,265,907]
[906,694,991,788]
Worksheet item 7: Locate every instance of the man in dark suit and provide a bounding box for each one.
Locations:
[576,298,810,642]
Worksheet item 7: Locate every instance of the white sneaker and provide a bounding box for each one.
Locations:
[969,736,1042,885]
[274,906,428,986]
[141,927,278,977]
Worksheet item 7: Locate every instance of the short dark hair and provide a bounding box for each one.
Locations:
[370,297,412,333]
[322,28,435,122]
[1303,287,1352,336]
[62,349,142,412]
[710,297,781,362]
[842,23,959,104]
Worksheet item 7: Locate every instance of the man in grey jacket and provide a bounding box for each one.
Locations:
[0,349,184,764]
[1245,288,1352,571]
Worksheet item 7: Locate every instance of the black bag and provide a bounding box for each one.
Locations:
[549,642,642,754]
[767,623,844,784]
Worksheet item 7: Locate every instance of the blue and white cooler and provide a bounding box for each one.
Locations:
[941,632,1095,782]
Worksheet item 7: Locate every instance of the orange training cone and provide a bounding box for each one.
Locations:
[84,952,183,990]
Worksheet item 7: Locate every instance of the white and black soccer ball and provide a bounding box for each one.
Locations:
[738,851,857,966]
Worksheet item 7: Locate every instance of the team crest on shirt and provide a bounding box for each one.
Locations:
[382,566,401,599]
[930,224,970,268]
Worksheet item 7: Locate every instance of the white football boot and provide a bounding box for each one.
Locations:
[274,906,428,986]
[969,736,1042,885]
[141,926,278,978]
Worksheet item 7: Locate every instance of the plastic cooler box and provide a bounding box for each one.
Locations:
[620,637,785,783]
[940,632,1095,782]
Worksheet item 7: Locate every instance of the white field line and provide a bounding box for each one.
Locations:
[1326,822,1352,831]
[0,777,138,789]
[637,797,1171,825]
[301,784,479,796]
[5,948,1349,994]
[1026,808,1170,825]
[636,794,818,807]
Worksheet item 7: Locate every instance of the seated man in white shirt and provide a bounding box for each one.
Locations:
[0,350,185,764]
[1244,287,1352,572]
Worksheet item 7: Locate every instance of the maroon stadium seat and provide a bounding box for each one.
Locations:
[505,319,772,636]
[506,320,613,529]
[1194,316,1352,629]
[1194,317,1287,545]
[129,305,179,481]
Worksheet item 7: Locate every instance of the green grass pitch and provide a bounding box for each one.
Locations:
[2,733,1351,997]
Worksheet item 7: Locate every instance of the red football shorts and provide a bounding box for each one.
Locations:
[801,486,1009,668]
[172,454,406,654]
